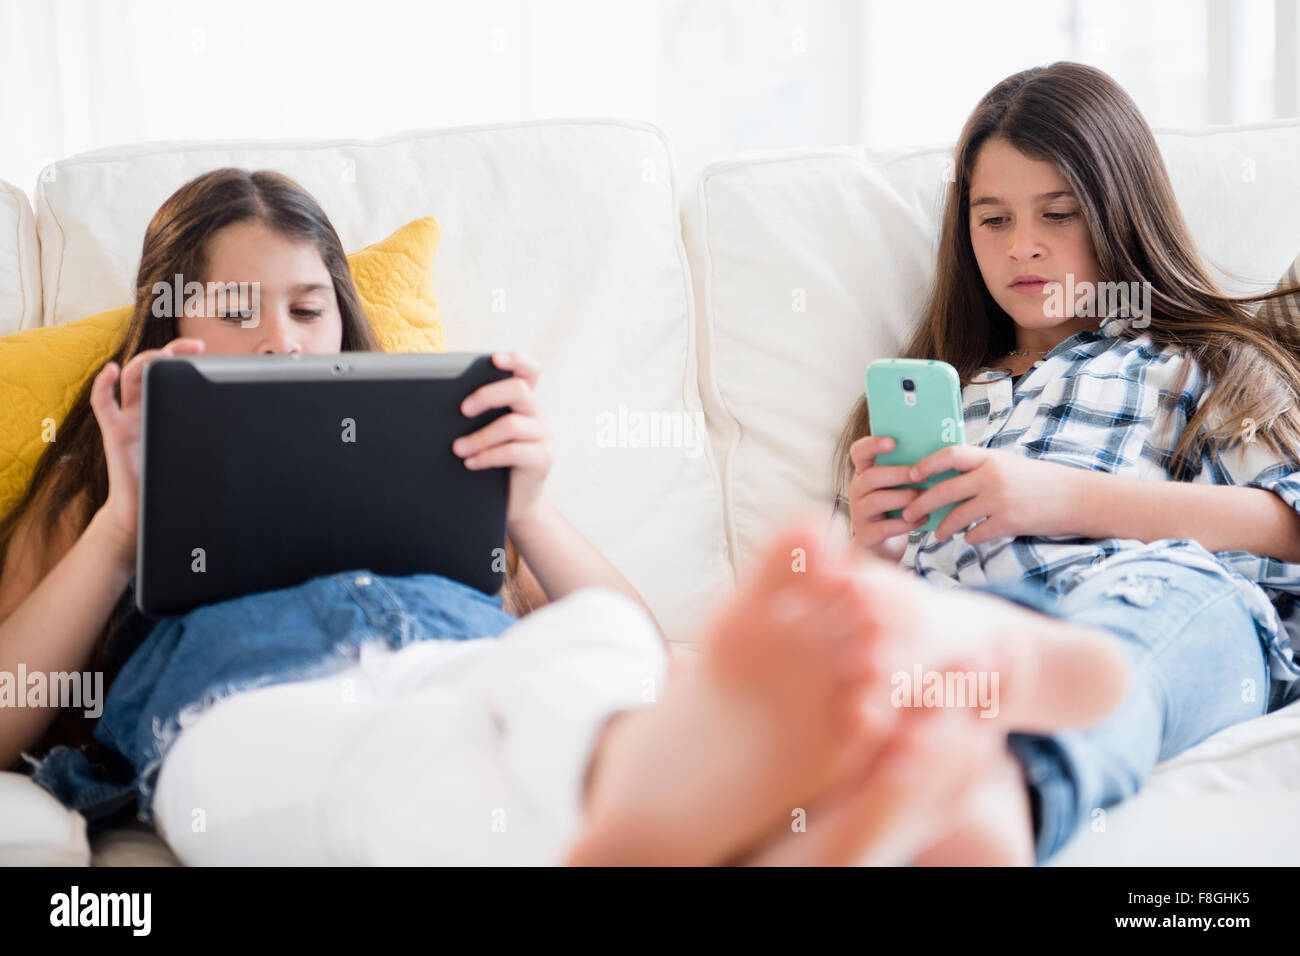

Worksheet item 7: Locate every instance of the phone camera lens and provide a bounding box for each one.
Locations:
[901,378,916,392]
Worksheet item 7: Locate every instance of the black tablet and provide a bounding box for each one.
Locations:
[136,352,511,617]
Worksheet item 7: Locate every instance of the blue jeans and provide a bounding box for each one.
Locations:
[968,559,1289,864]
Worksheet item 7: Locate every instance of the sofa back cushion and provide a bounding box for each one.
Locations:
[0,179,41,336]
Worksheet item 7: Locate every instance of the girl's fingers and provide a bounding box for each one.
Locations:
[877,532,912,562]
[903,472,980,522]
[958,516,1002,546]
[491,350,540,387]
[117,355,151,411]
[849,463,919,497]
[461,375,539,419]
[464,440,550,472]
[90,363,123,430]
[860,517,925,543]
[118,338,206,409]
[453,413,544,457]
[932,498,989,542]
[850,435,894,472]
[850,487,924,545]
[854,487,922,522]
[911,444,985,481]
[118,347,167,408]
[165,338,206,356]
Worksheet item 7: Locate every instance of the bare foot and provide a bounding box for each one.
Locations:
[909,744,1036,866]
[564,520,1129,867]
[738,563,1127,867]
[850,569,1131,735]
[738,705,1006,866]
[565,519,891,866]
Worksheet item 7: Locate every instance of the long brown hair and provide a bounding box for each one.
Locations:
[834,61,1300,499]
[0,168,522,761]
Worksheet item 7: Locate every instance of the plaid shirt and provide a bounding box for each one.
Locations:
[896,313,1300,687]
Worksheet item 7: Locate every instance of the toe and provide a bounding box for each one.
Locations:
[749,517,835,592]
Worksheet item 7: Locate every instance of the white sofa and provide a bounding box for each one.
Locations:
[2,117,1299,866]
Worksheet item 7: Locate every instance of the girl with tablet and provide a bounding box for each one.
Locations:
[835,62,1300,864]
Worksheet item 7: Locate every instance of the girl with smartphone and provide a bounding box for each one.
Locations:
[836,61,1300,864]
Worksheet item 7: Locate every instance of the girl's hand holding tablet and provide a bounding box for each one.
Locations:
[89,336,207,571]
[452,350,554,529]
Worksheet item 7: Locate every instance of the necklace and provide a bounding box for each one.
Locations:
[1006,347,1051,357]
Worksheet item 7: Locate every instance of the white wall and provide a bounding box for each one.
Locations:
[0,0,1295,198]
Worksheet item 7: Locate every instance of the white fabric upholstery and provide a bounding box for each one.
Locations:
[0,178,41,336]
[0,770,90,866]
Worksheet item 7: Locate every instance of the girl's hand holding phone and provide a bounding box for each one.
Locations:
[847,434,930,560]
[902,445,1084,544]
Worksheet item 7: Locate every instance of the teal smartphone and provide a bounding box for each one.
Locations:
[865,358,967,534]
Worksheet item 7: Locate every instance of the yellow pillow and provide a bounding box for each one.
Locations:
[0,216,446,520]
